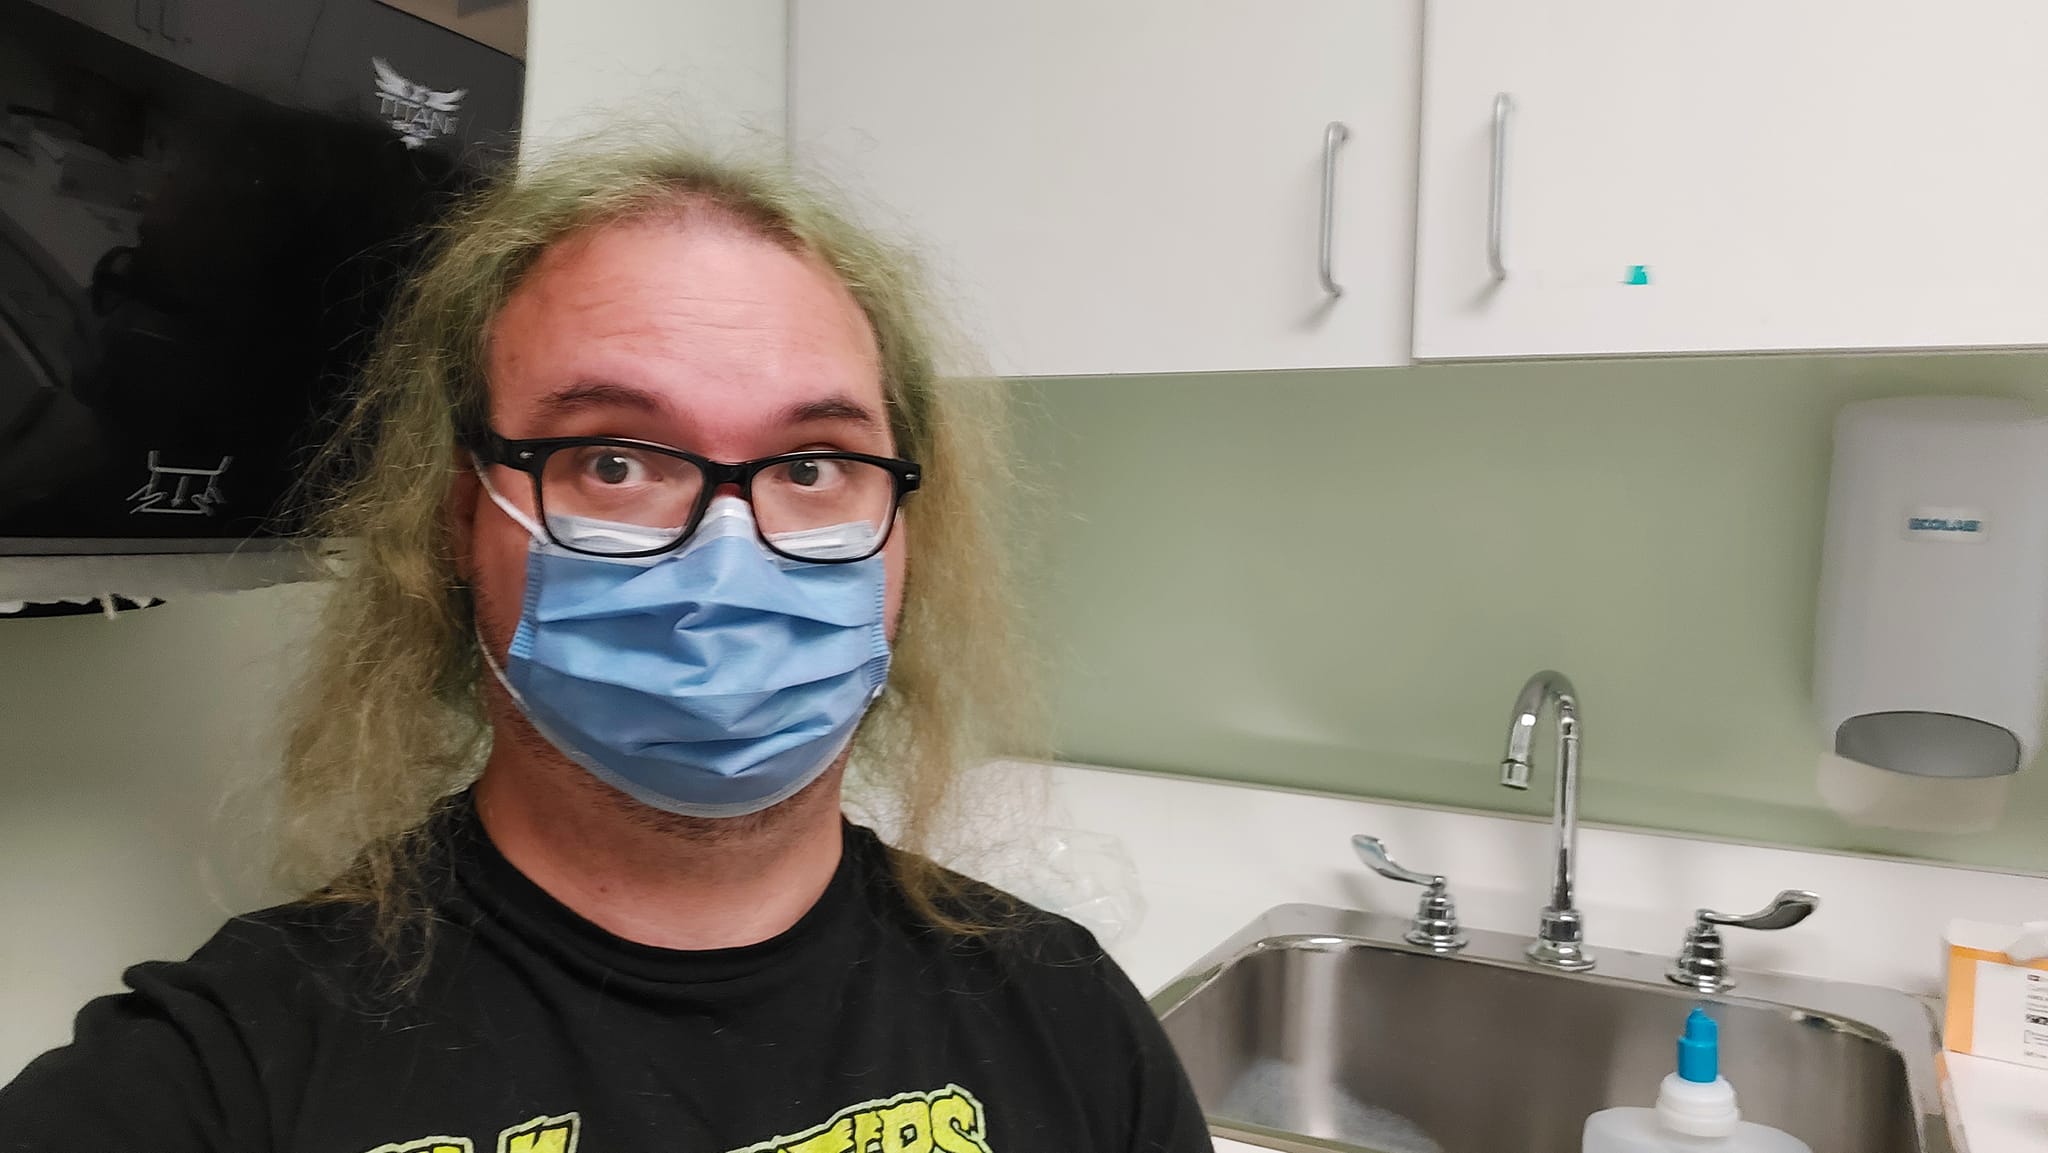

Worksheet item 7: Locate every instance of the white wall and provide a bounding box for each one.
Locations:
[0,0,790,1083]
[0,585,316,1078]
[521,0,787,160]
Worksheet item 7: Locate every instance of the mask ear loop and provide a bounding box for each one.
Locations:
[476,625,526,705]
[470,452,548,542]
[470,452,544,702]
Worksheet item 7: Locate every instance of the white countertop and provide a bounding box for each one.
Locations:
[1946,1055,2048,1153]
[971,760,2048,1153]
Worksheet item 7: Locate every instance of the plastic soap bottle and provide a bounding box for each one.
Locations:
[1582,1007,1813,1153]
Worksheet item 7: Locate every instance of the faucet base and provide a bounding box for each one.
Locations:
[1527,908,1596,972]
[1526,938,1597,972]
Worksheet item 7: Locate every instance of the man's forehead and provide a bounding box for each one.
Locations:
[484,218,883,416]
[503,218,869,336]
[495,224,880,378]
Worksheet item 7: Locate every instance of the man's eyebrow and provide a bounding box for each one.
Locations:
[532,380,665,420]
[531,384,881,428]
[780,395,882,427]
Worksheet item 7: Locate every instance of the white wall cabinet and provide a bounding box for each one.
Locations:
[1413,1,2048,360]
[790,0,1420,378]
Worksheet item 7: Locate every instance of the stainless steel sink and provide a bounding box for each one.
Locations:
[1151,905,1947,1153]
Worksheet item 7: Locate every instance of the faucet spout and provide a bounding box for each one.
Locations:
[1500,670,1593,972]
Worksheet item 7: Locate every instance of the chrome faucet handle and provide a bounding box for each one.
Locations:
[1351,835,1467,953]
[1352,834,1446,888]
[1702,890,1819,932]
[1668,890,1820,993]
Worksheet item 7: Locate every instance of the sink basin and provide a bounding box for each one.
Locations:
[1151,905,1946,1153]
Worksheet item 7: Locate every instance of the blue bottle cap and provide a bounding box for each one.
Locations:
[1677,1006,1719,1084]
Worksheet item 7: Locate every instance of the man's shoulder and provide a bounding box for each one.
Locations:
[939,882,1107,967]
[209,896,383,959]
[130,896,413,1014]
[852,829,1120,980]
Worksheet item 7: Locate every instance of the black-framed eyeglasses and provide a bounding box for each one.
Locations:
[471,429,921,563]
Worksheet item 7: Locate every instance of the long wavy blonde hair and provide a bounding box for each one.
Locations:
[279,138,1036,957]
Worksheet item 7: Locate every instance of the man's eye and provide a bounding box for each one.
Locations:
[781,459,846,488]
[583,451,648,485]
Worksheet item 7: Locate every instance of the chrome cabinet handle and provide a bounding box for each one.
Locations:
[1319,121,1350,298]
[1352,835,1466,952]
[1669,890,1821,992]
[1488,93,1512,283]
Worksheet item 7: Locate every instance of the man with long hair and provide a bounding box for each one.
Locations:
[0,143,1210,1151]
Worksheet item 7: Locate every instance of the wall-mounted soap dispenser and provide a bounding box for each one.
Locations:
[1814,398,2048,828]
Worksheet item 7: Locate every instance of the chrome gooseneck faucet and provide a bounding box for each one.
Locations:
[1500,670,1594,972]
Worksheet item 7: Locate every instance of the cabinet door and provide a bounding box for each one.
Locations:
[1414,1,2048,360]
[791,0,1419,377]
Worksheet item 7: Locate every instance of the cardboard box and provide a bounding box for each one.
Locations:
[1944,919,2048,1072]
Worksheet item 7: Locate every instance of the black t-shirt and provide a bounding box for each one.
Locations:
[0,797,1211,1152]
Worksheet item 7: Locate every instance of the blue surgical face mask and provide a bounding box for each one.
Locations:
[475,472,891,819]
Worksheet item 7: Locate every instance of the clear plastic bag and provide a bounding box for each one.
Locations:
[1003,827,1146,945]
[950,826,1147,945]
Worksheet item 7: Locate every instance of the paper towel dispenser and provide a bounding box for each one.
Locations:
[0,0,520,609]
[1815,397,2048,781]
